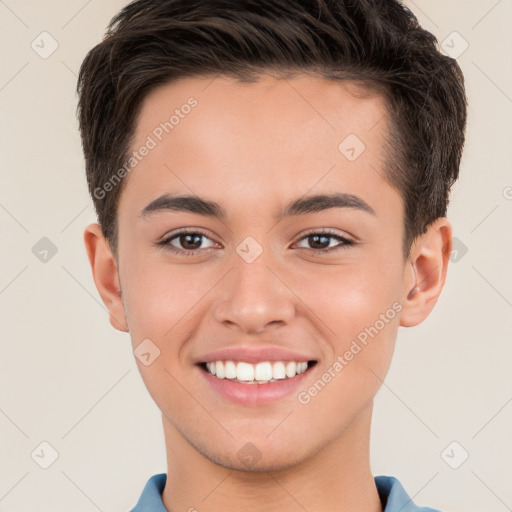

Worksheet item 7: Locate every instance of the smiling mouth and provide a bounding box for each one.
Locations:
[199,360,318,384]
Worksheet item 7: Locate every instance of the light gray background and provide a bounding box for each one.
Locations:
[1,1,511,511]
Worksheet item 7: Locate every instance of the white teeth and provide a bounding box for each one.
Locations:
[236,362,254,381]
[204,360,311,383]
[285,361,297,378]
[297,362,308,374]
[224,360,237,379]
[254,362,272,381]
[272,361,286,379]
[215,361,225,379]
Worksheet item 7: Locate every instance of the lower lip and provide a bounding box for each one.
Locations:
[199,364,315,406]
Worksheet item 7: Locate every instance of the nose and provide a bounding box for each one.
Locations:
[212,254,296,335]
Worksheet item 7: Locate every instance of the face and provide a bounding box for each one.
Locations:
[111,74,409,470]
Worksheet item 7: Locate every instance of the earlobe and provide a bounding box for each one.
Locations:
[83,223,129,332]
[399,218,452,328]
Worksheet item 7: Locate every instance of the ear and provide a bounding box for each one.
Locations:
[83,223,129,332]
[399,218,452,328]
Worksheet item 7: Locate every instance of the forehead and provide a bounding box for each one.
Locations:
[120,73,398,223]
[134,73,388,153]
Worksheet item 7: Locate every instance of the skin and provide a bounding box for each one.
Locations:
[84,74,451,512]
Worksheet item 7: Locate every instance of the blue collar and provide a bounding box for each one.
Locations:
[130,473,441,512]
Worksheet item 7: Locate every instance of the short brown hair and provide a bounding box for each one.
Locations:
[77,0,467,259]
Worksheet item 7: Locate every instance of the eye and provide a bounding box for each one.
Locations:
[155,228,355,257]
[295,229,355,254]
[156,229,217,256]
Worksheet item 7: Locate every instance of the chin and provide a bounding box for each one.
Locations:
[206,446,309,473]
[189,432,316,473]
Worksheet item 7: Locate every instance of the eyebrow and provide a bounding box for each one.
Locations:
[139,192,375,220]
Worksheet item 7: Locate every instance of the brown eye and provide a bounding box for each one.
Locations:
[295,230,354,254]
[306,234,332,250]
[176,233,204,250]
[157,230,217,256]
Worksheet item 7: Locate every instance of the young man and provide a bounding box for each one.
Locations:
[78,0,467,510]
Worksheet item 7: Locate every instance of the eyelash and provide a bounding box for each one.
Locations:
[156,228,355,256]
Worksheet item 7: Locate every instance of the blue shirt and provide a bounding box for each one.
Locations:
[129,473,441,511]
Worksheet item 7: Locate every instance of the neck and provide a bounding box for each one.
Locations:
[161,404,382,512]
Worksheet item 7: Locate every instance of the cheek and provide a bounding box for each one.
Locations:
[302,260,403,394]
[293,268,401,431]
[121,254,209,342]
[304,260,403,338]
[119,255,202,413]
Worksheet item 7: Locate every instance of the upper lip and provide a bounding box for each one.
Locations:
[195,346,318,365]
